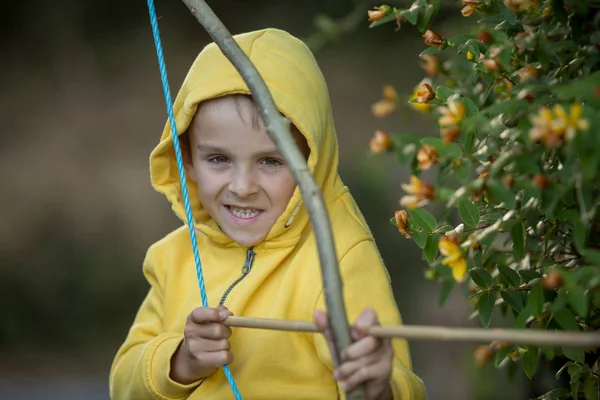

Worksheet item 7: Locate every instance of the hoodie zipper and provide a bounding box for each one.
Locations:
[219,248,256,306]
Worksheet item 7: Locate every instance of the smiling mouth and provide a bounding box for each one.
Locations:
[225,205,263,219]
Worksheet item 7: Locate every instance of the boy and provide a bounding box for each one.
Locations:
[110,28,426,399]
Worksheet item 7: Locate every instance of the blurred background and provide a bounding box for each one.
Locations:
[0,0,561,398]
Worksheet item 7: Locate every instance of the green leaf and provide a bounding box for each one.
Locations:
[529,283,545,318]
[497,0,518,25]
[487,180,516,209]
[553,308,580,331]
[498,265,521,287]
[519,270,541,284]
[562,347,586,363]
[455,159,471,183]
[569,362,583,399]
[583,376,599,400]
[463,130,476,155]
[436,86,456,102]
[420,137,462,159]
[567,288,589,318]
[537,388,571,399]
[478,291,496,327]
[424,235,439,265]
[409,208,437,232]
[470,268,494,289]
[439,279,455,307]
[391,133,421,164]
[416,0,440,32]
[551,71,600,107]
[510,223,525,260]
[522,346,539,379]
[494,345,513,367]
[458,198,480,228]
[401,7,419,25]
[413,230,428,249]
[582,249,600,266]
[464,97,479,116]
[446,33,477,47]
[501,290,524,313]
[481,99,529,116]
[419,46,442,57]
[556,361,573,379]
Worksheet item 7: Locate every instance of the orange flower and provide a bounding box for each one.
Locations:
[394,210,411,239]
[417,144,439,170]
[474,345,494,366]
[409,80,434,113]
[369,130,392,153]
[420,54,440,77]
[367,5,392,22]
[382,84,399,102]
[441,127,461,144]
[371,84,399,117]
[416,83,435,103]
[438,98,466,127]
[400,175,435,209]
[518,65,538,82]
[461,1,480,16]
[439,236,467,281]
[423,30,444,47]
[503,0,539,12]
[371,100,396,117]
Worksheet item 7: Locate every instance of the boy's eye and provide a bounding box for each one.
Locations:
[208,155,229,164]
[261,157,283,167]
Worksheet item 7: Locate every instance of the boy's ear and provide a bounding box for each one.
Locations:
[180,133,198,183]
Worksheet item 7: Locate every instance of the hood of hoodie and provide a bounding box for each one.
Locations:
[150,28,343,247]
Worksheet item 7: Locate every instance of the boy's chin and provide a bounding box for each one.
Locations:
[227,230,267,249]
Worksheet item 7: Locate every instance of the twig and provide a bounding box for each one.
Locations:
[179,1,363,398]
[224,316,600,348]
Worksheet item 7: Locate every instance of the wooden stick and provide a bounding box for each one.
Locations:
[224,316,600,348]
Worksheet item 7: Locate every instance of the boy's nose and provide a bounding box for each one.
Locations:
[228,169,259,198]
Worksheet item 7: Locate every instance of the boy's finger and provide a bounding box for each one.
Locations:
[343,336,381,360]
[334,352,379,381]
[189,322,232,339]
[189,307,223,324]
[198,350,235,367]
[313,310,329,332]
[352,308,379,340]
[189,337,231,353]
[340,363,387,392]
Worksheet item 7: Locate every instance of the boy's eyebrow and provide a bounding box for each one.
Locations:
[196,144,281,157]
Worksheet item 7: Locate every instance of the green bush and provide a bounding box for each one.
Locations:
[367,1,600,398]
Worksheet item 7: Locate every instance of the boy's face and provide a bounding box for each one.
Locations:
[184,96,309,248]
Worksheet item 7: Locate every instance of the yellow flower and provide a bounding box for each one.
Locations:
[466,51,474,61]
[439,236,467,281]
[416,144,439,170]
[461,1,480,17]
[400,175,435,209]
[416,83,435,103]
[438,98,465,127]
[394,210,411,239]
[369,130,392,153]
[529,103,589,147]
[441,127,461,144]
[409,82,433,113]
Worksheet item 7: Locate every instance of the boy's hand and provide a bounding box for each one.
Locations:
[314,309,394,400]
[170,305,234,384]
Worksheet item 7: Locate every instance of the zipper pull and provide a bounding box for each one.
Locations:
[241,248,256,274]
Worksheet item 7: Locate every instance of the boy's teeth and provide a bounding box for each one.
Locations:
[230,207,260,219]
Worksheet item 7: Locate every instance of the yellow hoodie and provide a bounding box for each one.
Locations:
[110,28,426,400]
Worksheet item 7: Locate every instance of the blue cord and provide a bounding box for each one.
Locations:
[146,1,242,398]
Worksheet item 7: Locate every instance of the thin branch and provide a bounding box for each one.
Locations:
[223,316,600,348]
[179,1,364,398]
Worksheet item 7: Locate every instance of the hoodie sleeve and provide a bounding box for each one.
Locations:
[109,243,202,400]
[313,239,427,400]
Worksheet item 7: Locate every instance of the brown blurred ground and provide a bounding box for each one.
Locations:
[0,1,547,398]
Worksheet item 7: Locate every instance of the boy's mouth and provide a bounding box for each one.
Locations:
[225,205,263,220]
